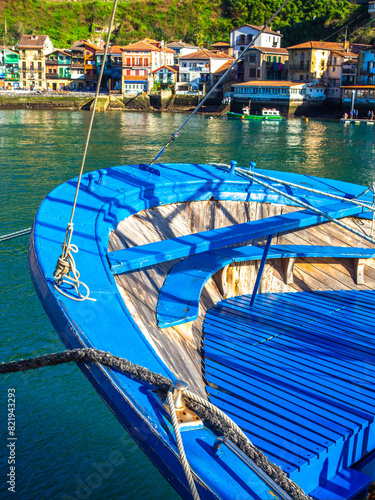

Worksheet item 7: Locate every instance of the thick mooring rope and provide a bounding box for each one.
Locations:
[0,348,311,500]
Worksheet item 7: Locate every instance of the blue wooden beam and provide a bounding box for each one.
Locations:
[249,235,272,308]
[108,201,367,274]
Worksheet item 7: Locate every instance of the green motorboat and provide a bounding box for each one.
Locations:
[227,106,282,121]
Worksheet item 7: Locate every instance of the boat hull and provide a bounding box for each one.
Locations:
[28,163,375,499]
[226,111,282,120]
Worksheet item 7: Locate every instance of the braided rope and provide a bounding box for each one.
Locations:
[167,390,201,500]
[0,348,311,500]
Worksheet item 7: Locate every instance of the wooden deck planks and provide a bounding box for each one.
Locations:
[203,289,375,490]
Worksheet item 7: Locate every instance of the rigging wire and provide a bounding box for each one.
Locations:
[149,0,292,166]
[52,0,119,299]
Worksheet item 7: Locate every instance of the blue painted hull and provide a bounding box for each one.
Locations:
[28,163,375,499]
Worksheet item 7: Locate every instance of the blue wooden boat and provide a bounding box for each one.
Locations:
[28,160,375,499]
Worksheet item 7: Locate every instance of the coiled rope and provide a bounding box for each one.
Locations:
[0,347,311,500]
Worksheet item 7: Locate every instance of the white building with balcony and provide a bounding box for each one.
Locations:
[230,25,282,58]
[178,49,234,91]
[326,50,358,100]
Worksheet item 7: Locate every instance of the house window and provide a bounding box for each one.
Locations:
[249,55,256,63]
[126,58,131,66]
[332,67,336,72]
[144,58,149,66]
[256,69,261,78]
[249,68,256,77]
[38,50,41,57]
[23,72,26,79]
[300,74,303,81]
[321,61,325,69]
[38,81,42,86]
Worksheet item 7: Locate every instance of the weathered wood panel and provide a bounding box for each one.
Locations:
[109,201,375,396]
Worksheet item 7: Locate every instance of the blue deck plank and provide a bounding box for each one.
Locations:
[203,289,375,493]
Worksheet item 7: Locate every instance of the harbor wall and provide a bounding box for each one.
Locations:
[0,93,346,117]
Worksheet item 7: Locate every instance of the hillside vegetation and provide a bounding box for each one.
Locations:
[0,0,370,49]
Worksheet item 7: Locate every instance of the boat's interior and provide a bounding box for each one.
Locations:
[108,200,375,494]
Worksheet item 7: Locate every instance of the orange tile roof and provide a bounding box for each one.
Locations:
[211,42,231,47]
[122,41,161,52]
[152,65,178,74]
[340,84,375,89]
[123,75,148,81]
[179,49,234,60]
[214,61,233,74]
[233,80,302,87]
[330,50,358,59]
[248,46,288,55]
[288,41,371,54]
[96,45,124,55]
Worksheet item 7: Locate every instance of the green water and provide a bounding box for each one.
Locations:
[0,110,375,500]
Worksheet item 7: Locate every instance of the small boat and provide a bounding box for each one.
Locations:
[29,159,375,499]
[227,107,282,121]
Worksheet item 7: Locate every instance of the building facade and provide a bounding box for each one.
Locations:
[356,46,375,85]
[0,47,19,89]
[96,45,123,91]
[18,34,53,89]
[179,49,234,91]
[230,25,282,58]
[45,50,71,91]
[243,47,289,81]
[152,65,178,87]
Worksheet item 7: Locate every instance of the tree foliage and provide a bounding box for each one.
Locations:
[0,0,367,49]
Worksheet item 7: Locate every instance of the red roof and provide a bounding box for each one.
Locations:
[152,65,178,74]
[179,49,234,60]
[233,80,302,87]
[288,41,371,54]
[248,46,288,55]
[122,41,159,52]
[96,45,123,55]
[214,61,233,74]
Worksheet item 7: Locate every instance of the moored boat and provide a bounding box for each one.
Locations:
[28,160,375,500]
[227,107,282,121]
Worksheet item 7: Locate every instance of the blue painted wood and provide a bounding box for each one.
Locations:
[249,234,273,308]
[29,161,375,499]
[308,468,372,500]
[203,289,375,493]
[107,201,367,275]
[157,245,375,328]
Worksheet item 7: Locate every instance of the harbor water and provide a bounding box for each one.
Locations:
[1,109,375,500]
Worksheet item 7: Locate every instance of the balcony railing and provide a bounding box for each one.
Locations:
[291,65,309,71]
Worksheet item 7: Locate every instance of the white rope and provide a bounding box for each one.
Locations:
[167,390,201,500]
[53,239,95,302]
[236,167,375,246]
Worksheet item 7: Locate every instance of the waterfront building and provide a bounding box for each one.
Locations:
[287,41,370,85]
[243,47,289,81]
[326,50,357,100]
[179,49,234,92]
[356,45,375,85]
[18,34,53,90]
[152,65,178,88]
[369,1,375,18]
[0,47,19,89]
[230,25,282,59]
[341,84,375,107]
[230,80,326,102]
[45,50,71,91]
[96,45,123,92]
[122,75,148,94]
[70,40,100,90]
